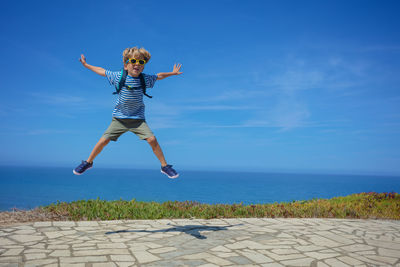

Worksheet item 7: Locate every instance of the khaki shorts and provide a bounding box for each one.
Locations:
[102,117,154,141]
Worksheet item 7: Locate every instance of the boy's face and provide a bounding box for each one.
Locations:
[124,55,146,77]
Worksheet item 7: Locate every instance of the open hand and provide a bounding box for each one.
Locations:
[79,54,87,65]
[172,63,183,75]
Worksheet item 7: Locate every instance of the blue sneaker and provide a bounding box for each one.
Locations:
[161,165,179,179]
[73,160,93,175]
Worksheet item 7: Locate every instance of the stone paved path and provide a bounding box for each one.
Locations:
[1,218,400,266]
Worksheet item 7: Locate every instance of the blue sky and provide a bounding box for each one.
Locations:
[1,0,400,175]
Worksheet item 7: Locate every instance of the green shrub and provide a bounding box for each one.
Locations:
[44,192,400,221]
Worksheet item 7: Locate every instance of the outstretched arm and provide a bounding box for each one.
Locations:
[79,54,106,77]
[157,64,183,80]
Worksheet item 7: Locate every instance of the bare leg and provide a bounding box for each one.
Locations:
[87,137,110,163]
[146,136,167,167]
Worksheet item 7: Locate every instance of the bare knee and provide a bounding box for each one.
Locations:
[146,136,158,147]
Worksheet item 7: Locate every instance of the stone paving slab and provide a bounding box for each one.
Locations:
[0,218,400,266]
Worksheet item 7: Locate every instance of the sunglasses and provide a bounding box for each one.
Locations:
[125,58,147,65]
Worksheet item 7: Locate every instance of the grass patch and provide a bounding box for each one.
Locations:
[43,192,400,221]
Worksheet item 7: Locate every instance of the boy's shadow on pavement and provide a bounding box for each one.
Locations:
[105,223,243,239]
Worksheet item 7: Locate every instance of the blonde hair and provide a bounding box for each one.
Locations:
[123,47,151,64]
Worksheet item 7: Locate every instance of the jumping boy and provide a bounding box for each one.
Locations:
[73,47,182,178]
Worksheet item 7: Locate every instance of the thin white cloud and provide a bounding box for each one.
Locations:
[266,69,325,94]
[24,129,73,136]
[270,101,311,131]
[147,101,260,120]
[187,89,273,103]
[361,45,400,52]
[253,65,321,130]
[30,93,85,105]
[181,105,260,111]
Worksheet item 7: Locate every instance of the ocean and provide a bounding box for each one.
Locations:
[0,166,399,211]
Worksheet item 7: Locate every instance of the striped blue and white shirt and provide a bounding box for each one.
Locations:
[105,70,158,120]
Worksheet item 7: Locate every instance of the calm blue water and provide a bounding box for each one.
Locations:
[0,166,399,211]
